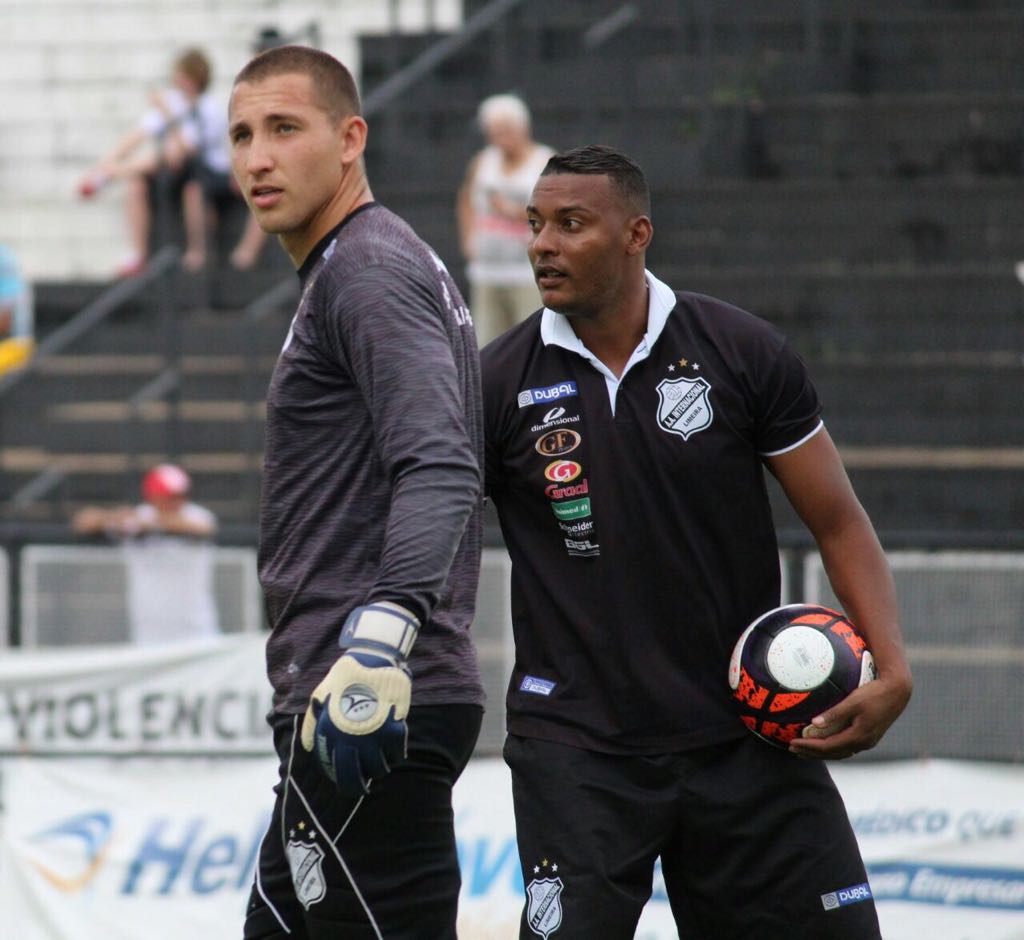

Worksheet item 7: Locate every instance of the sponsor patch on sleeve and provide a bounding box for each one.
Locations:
[821,882,873,911]
[519,676,556,696]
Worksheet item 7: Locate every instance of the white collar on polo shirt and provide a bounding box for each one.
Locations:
[539,269,677,414]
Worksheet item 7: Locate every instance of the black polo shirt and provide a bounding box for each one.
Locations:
[482,272,822,754]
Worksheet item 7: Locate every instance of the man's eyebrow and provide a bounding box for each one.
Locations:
[526,204,591,215]
[230,111,303,133]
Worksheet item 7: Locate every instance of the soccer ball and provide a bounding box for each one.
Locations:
[727,604,877,748]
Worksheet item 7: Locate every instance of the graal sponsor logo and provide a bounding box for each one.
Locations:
[535,429,581,457]
[545,479,589,500]
[518,381,578,408]
[544,460,582,483]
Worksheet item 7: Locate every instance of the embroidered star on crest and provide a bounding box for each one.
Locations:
[678,358,688,367]
[667,364,676,372]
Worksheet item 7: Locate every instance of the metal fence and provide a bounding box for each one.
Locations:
[1,543,1022,760]
[805,550,1024,763]
[16,544,262,647]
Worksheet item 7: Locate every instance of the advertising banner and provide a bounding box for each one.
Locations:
[0,640,1022,938]
[2,755,1023,939]
[0,636,274,755]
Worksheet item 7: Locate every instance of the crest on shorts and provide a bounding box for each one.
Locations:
[526,877,564,938]
[656,376,713,440]
[286,838,326,909]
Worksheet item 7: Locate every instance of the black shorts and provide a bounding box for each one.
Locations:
[504,733,881,940]
[244,704,482,940]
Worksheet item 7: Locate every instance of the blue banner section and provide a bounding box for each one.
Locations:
[867,862,1024,910]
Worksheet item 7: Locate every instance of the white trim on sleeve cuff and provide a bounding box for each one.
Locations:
[759,419,825,458]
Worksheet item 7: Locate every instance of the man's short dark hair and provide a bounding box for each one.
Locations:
[233,45,361,122]
[541,145,650,216]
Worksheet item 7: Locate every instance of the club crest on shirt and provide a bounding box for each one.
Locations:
[286,837,326,909]
[526,876,564,938]
[655,376,713,440]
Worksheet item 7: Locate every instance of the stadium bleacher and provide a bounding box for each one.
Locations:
[4,0,1021,539]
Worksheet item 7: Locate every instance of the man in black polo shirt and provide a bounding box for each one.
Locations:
[481,145,913,939]
[229,47,483,938]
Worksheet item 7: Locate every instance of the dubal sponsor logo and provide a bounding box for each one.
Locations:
[543,460,582,484]
[519,676,556,696]
[550,497,591,520]
[821,882,873,911]
[656,376,713,440]
[545,479,589,500]
[535,428,581,457]
[518,381,578,409]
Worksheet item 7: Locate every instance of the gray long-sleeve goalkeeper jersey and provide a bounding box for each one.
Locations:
[258,203,485,715]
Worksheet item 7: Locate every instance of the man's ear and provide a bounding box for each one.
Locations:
[339,115,369,166]
[626,215,653,256]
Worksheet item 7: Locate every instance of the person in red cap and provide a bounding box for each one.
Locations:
[72,464,220,644]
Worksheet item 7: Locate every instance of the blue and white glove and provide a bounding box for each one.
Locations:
[300,602,419,797]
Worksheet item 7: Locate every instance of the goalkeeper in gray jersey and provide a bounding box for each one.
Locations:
[229,46,484,939]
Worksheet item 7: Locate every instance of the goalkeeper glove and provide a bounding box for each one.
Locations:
[300,602,419,797]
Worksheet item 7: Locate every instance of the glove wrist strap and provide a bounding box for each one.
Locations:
[339,602,419,659]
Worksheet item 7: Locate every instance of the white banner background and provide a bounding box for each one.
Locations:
[0,636,273,754]
[0,639,1022,938]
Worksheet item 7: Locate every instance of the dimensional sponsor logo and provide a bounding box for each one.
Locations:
[543,460,582,483]
[517,381,578,408]
[550,497,591,520]
[543,407,565,422]
[530,413,581,433]
[535,429,581,457]
[519,676,556,696]
[545,479,589,500]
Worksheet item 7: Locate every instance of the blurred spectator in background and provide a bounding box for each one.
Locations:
[0,244,34,375]
[457,93,554,346]
[77,47,266,276]
[72,464,220,645]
